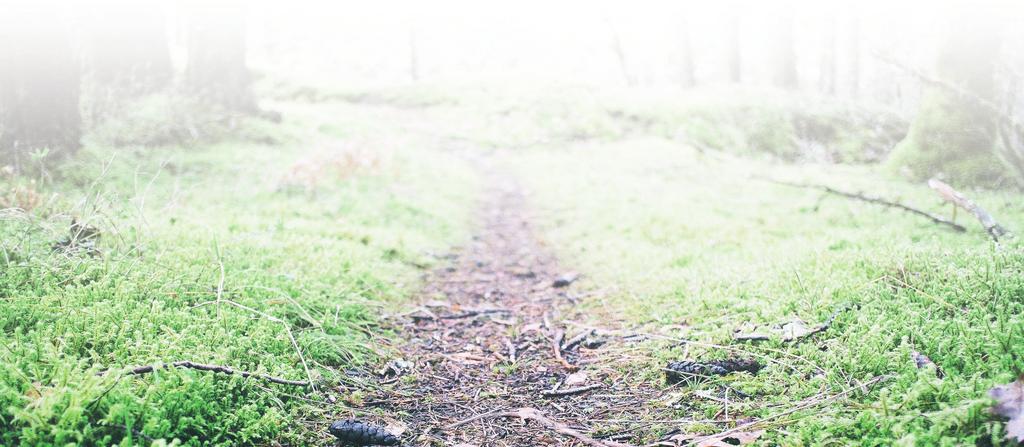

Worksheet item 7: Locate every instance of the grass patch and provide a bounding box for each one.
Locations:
[510,139,1024,445]
[0,102,477,445]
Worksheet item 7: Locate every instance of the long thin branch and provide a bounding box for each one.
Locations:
[766,179,966,232]
[451,407,631,447]
[873,52,1024,135]
[542,384,602,397]
[687,375,890,445]
[193,298,317,391]
[928,178,1009,240]
[106,360,310,387]
[551,330,578,371]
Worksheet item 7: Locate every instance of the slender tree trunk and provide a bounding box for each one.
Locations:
[773,9,799,90]
[819,13,837,95]
[606,19,635,87]
[0,1,81,169]
[81,0,171,96]
[79,0,172,122]
[726,10,741,83]
[679,16,696,88]
[409,26,419,82]
[847,14,860,96]
[887,5,1006,185]
[184,3,257,113]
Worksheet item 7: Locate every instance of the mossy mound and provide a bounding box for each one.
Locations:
[887,90,1012,188]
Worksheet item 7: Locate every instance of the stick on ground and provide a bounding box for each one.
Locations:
[928,178,1008,241]
[765,179,966,232]
[448,407,631,447]
[551,330,578,371]
[541,383,602,397]
[106,361,310,387]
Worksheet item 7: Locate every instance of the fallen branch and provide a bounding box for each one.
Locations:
[542,383,603,397]
[928,178,1008,241]
[105,361,310,387]
[734,304,856,343]
[552,330,578,371]
[450,407,631,447]
[562,329,595,351]
[766,179,965,232]
[439,308,511,320]
[686,375,890,445]
[192,296,316,391]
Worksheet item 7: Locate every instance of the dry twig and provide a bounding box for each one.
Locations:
[106,360,310,387]
[734,304,856,342]
[562,329,596,351]
[552,330,578,371]
[450,407,632,447]
[765,179,965,232]
[687,375,890,445]
[541,383,603,397]
[928,178,1008,241]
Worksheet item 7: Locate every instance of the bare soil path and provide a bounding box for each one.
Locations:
[359,164,664,446]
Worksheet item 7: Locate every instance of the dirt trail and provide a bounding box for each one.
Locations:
[360,166,664,446]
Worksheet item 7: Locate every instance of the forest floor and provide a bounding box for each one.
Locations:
[2,82,1023,446]
[354,159,671,447]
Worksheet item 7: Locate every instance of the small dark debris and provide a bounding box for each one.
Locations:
[328,420,400,446]
[52,218,101,255]
[665,358,762,384]
[552,273,579,288]
[911,351,944,378]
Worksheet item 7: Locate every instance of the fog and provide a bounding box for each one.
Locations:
[2,1,1024,445]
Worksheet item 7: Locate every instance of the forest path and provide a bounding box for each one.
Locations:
[358,157,664,446]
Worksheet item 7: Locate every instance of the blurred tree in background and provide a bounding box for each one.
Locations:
[79,0,172,119]
[0,1,81,171]
[887,4,1008,186]
[184,2,258,113]
[772,7,798,90]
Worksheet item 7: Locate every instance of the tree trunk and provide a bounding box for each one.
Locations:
[80,0,172,122]
[409,26,419,82]
[726,10,741,83]
[0,1,81,170]
[819,13,837,95]
[679,16,696,88]
[887,5,1006,186]
[81,0,171,96]
[846,15,860,96]
[184,3,257,113]
[606,19,635,87]
[773,9,798,90]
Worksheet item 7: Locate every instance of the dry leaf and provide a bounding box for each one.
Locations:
[521,322,543,333]
[422,300,450,308]
[385,420,408,437]
[565,371,589,386]
[780,321,812,340]
[990,378,1024,442]
[665,429,763,447]
[699,430,764,447]
[735,319,824,342]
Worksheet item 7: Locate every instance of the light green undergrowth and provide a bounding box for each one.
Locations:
[0,101,478,446]
[510,139,1023,446]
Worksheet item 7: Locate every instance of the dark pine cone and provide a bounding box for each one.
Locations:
[666,358,762,384]
[328,420,400,446]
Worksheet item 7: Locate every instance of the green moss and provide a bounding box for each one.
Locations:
[887,90,1010,187]
[512,140,1024,445]
[0,100,478,445]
